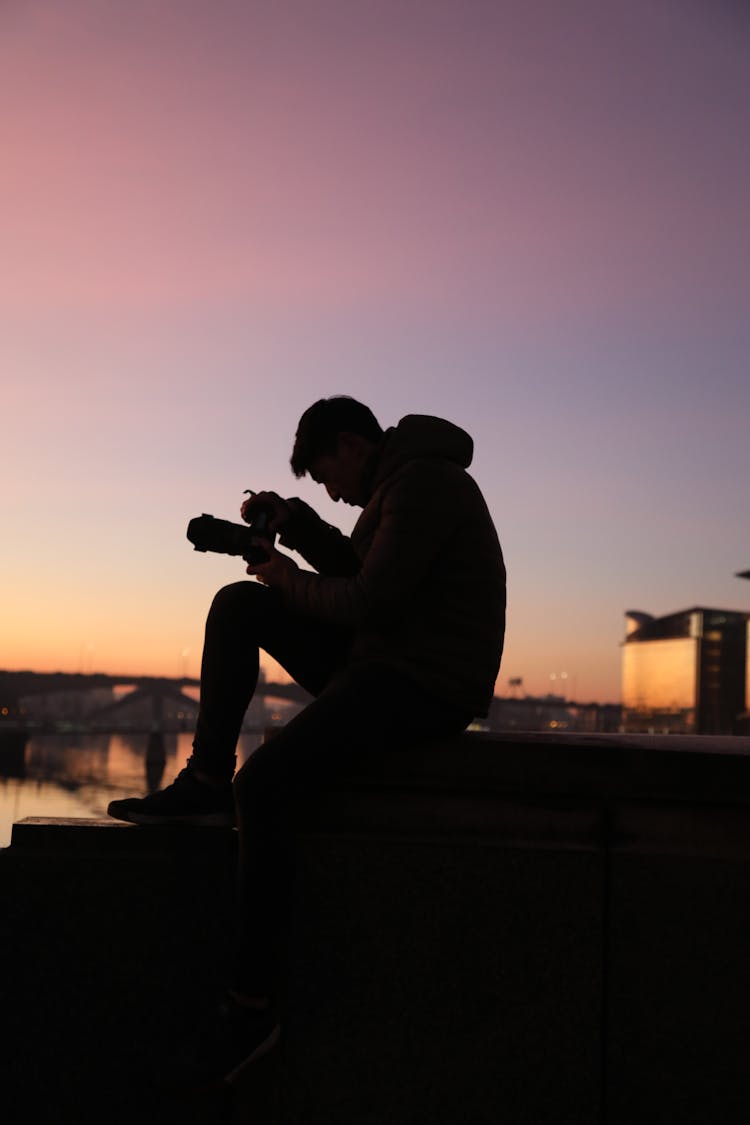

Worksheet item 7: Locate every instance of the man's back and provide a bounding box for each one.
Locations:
[280,414,506,715]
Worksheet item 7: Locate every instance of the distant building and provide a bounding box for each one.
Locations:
[486,694,621,734]
[621,607,749,734]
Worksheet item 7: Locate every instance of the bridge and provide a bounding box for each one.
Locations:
[0,670,623,735]
[0,669,309,728]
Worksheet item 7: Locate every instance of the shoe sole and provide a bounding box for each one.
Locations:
[107,804,235,828]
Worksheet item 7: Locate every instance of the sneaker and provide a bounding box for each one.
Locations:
[107,762,235,827]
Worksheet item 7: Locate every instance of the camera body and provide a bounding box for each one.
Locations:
[187,511,275,565]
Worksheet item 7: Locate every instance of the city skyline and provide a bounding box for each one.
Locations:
[2,1,749,702]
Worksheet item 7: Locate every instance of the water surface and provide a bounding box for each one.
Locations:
[0,731,258,848]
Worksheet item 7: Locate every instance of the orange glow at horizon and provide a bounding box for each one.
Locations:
[2,1,749,707]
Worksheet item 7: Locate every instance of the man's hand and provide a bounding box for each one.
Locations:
[246,540,299,587]
[240,490,292,534]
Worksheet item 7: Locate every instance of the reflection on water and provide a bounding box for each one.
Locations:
[0,731,258,848]
[145,731,168,792]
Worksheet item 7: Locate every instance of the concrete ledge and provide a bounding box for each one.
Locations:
[10,814,237,854]
[327,730,750,803]
[5,731,750,1125]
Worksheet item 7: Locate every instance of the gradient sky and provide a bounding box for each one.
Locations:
[2,0,749,703]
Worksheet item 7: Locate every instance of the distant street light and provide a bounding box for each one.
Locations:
[549,671,569,700]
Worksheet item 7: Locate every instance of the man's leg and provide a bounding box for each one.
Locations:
[231,660,472,1002]
[190,581,351,781]
[107,581,350,825]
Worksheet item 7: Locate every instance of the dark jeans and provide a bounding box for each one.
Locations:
[193,582,472,998]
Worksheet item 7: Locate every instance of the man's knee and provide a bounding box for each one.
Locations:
[207,581,278,624]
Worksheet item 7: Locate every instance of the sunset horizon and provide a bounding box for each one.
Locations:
[3,0,749,703]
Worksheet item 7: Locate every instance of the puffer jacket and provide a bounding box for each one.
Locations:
[278,415,506,715]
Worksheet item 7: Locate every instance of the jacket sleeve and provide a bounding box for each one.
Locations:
[279,461,462,625]
[278,498,361,577]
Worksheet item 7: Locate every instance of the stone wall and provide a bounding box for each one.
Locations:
[3,731,750,1124]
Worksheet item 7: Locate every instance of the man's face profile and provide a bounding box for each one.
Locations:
[308,433,373,507]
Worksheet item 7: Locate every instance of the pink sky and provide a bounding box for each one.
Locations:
[2,0,749,702]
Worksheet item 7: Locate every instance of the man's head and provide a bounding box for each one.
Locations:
[291,396,384,506]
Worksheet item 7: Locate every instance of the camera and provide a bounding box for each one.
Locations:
[187,510,275,565]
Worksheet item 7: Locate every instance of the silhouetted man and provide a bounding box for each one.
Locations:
[108,396,506,1085]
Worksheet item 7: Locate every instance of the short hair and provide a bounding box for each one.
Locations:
[290,396,383,477]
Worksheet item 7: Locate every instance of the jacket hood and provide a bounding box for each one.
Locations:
[367,414,473,496]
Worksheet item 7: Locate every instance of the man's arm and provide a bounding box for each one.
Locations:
[241,490,360,577]
[278,498,361,576]
[255,461,464,626]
